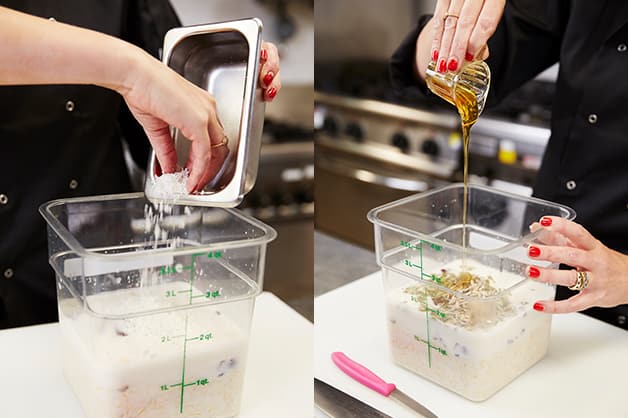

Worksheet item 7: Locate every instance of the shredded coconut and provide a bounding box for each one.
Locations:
[144,170,189,201]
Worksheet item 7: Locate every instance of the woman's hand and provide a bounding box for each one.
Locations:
[259,41,281,101]
[125,42,281,192]
[0,8,282,193]
[122,50,228,193]
[526,216,628,313]
[415,0,505,78]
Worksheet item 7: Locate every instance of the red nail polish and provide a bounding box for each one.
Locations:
[432,49,439,61]
[465,52,474,61]
[528,246,541,257]
[533,302,545,312]
[263,71,274,86]
[260,48,268,61]
[447,58,458,72]
[267,87,277,99]
[438,59,446,72]
[528,266,540,278]
[540,217,552,227]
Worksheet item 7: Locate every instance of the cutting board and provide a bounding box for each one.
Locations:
[315,272,628,418]
[0,292,312,418]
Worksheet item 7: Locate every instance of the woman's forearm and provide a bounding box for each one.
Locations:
[0,6,146,95]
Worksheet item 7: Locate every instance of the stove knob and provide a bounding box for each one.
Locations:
[274,192,295,206]
[295,189,314,203]
[345,122,364,142]
[391,132,410,153]
[421,139,440,157]
[322,116,339,137]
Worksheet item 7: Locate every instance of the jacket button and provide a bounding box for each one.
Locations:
[587,114,598,124]
[3,268,13,279]
[0,194,7,205]
[566,180,577,190]
[618,43,627,52]
[69,179,79,190]
[618,315,626,325]
[66,100,75,112]
[49,17,56,22]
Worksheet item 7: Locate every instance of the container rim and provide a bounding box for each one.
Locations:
[366,182,576,256]
[39,192,277,260]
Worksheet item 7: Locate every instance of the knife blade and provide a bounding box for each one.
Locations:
[315,378,393,418]
[331,352,439,418]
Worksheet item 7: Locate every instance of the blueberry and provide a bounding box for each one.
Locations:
[217,357,237,377]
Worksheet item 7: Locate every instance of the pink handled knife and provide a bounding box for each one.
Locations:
[331,352,438,418]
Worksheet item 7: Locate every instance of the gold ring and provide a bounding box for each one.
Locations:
[444,13,460,20]
[568,270,590,291]
[211,135,229,148]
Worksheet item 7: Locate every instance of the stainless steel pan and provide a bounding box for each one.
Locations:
[146,18,265,207]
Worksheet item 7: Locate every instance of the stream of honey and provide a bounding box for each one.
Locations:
[426,68,481,254]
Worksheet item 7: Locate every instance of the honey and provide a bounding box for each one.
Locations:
[425,60,489,253]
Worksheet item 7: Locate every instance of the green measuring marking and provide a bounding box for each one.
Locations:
[404,261,442,284]
[158,251,223,276]
[156,251,222,413]
[179,314,189,413]
[191,290,222,299]
[414,335,448,357]
[402,239,447,367]
[400,239,442,252]
[426,306,446,319]
[161,334,184,343]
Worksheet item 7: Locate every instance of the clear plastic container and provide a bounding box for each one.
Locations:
[40,192,276,418]
[367,183,575,401]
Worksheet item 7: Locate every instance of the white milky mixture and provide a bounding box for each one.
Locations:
[385,258,554,401]
[58,282,248,418]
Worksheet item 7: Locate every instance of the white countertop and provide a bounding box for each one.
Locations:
[0,292,313,418]
[315,272,628,418]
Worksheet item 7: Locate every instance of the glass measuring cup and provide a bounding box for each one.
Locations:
[425,60,491,124]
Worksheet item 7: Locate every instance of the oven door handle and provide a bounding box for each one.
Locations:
[318,159,430,192]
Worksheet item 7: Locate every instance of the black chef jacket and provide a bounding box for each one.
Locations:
[390,1,628,329]
[0,1,180,328]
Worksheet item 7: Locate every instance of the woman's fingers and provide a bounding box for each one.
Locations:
[264,69,281,101]
[431,0,451,62]
[526,265,579,288]
[467,0,505,58]
[184,105,227,193]
[535,292,593,314]
[527,243,592,270]
[448,0,484,67]
[536,216,598,251]
[141,120,178,174]
[184,129,211,193]
[526,217,628,314]
[437,0,464,72]
[259,41,281,101]
[430,0,503,72]
[530,221,575,247]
